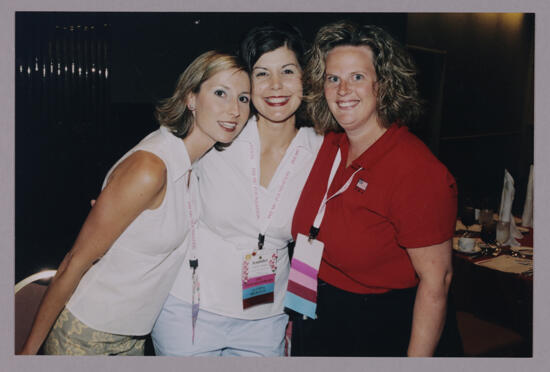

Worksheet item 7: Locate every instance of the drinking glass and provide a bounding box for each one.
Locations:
[495,221,510,254]
[478,209,494,225]
[480,220,496,244]
[461,206,476,230]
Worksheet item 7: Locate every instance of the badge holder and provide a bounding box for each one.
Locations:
[284,229,324,319]
[284,150,362,319]
[241,234,277,309]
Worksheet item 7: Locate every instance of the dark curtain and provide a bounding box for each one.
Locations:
[15,14,111,282]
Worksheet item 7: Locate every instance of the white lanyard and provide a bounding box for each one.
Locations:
[186,198,198,264]
[185,180,200,343]
[249,142,301,249]
[310,149,363,238]
[185,171,199,265]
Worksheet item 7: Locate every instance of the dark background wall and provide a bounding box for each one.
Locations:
[407,13,534,213]
[15,12,534,282]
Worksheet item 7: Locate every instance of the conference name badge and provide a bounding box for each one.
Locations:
[241,249,277,309]
[284,233,324,319]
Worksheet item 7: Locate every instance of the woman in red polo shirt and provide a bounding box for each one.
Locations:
[289,21,457,356]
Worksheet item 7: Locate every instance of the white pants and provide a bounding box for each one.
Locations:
[151,294,288,356]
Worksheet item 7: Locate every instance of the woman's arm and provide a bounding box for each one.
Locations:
[405,239,453,357]
[18,151,167,354]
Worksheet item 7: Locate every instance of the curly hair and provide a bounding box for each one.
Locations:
[154,50,248,150]
[305,21,422,133]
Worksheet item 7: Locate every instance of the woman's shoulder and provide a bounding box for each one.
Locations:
[392,127,453,180]
[103,128,171,188]
[318,131,345,152]
[110,151,167,190]
[298,126,325,153]
[135,126,173,152]
[393,127,440,163]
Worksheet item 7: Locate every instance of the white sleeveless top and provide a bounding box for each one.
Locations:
[169,117,323,319]
[67,126,198,335]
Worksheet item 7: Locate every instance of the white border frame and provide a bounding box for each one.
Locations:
[2,1,549,371]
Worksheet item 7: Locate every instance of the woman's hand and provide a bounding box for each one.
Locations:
[405,239,453,357]
[19,151,167,354]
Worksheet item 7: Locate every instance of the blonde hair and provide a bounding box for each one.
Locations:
[305,21,422,134]
[155,51,248,149]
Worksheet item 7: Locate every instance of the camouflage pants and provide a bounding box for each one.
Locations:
[43,307,145,355]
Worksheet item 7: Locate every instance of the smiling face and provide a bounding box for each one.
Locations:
[323,45,380,134]
[187,68,251,144]
[251,46,303,125]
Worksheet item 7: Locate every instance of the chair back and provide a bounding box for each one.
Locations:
[15,270,56,354]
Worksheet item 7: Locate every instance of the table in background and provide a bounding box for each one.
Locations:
[450,228,533,356]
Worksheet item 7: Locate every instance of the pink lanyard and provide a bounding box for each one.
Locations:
[249,142,301,249]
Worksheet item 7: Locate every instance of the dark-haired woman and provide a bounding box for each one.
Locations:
[18,51,250,355]
[151,24,323,357]
[290,21,457,357]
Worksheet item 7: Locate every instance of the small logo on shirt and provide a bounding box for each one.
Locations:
[355,179,368,193]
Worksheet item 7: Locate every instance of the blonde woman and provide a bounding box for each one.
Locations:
[19,51,251,355]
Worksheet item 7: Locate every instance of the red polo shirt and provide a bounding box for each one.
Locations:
[292,124,457,294]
